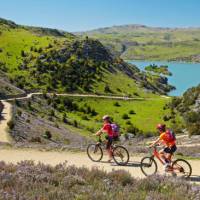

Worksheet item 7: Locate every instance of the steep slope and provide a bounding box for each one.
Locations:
[78,24,200,62]
[0,18,174,96]
[170,84,200,135]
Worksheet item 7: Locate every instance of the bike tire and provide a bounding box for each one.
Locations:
[140,156,158,176]
[113,145,130,166]
[172,158,192,178]
[87,144,103,162]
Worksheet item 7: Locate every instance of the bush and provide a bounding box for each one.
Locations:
[126,124,142,135]
[90,109,98,116]
[0,162,195,199]
[17,110,22,116]
[21,50,26,57]
[43,130,52,140]
[163,115,171,121]
[114,102,120,107]
[14,99,20,107]
[126,120,132,125]
[49,110,55,117]
[62,113,68,123]
[81,115,89,120]
[7,120,15,130]
[104,85,112,93]
[129,110,136,115]
[29,137,42,143]
[122,113,130,120]
[73,120,78,128]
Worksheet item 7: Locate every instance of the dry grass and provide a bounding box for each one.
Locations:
[0,161,199,200]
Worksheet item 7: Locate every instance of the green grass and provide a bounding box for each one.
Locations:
[93,70,158,98]
[0,28,56,70]
[62,97,173,134]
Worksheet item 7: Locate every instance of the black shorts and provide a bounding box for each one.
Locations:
[105,135,113,149]
[164,145,177,154]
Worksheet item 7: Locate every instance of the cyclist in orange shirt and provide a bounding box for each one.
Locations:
[150,124,177,171]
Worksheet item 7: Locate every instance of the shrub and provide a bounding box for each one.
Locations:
[14,99,21,107]
[21,50,26,57]
[0,162,194,199]
[43,130,52,140]
[126,120,132,125]
[122,113,130,120]
[26,119,30,123]
[62,113,68,123]
[73,120,78,128]
[133,92,139,96]
[114,102,120,107]
[29,137,42,143]
[104,85,112,93]
[126,125,141,135]
[163,115,171,121]
[49,110,55,117]
[129,110,136,115]
[17,110,22,116]
[90,109,98,116]
[7,120,15,130]
[81,115,89,120]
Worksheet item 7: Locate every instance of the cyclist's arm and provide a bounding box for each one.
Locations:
[95,128,104,136]
[149,138,161,147]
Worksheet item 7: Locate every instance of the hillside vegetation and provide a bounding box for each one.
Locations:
[0,18,174,97]
[170,84,200,136]
[78,24,200,62]
[0,161,198,200]
[8,94,171,147]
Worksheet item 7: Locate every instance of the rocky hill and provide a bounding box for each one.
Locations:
[78,24,200,62]
[0,18,174,96]
[170,84,200,135]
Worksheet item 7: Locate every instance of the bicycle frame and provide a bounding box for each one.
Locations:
[151,146,178,172]
[150,146,166,165]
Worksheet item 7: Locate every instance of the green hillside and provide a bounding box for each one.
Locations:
[0,18,174,97]
[0,18,179,142]
[170,84,200,136]
[78,24,200,62]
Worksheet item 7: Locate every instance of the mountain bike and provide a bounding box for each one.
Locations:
[140,145,192,178]
[87,135,129,165]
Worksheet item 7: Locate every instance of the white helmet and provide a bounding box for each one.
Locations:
[102,115,110,120]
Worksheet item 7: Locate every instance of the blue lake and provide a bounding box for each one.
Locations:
[129,60,200,96]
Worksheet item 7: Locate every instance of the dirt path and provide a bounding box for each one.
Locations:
[0,149,199,183]
[3,92,171,102]
[0,101,12,143]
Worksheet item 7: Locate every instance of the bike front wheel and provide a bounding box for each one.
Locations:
[112,145,129,165]
[87,144,103,162]
[172,159,192,178]
[140,156,158,176]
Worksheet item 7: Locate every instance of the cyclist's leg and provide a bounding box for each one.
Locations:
[159,148,167,163]
[165,145,177,162]
[105,135,113,161]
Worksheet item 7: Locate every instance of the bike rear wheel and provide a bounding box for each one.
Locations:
[140,156,158,176]
[87,144,103,162]
[112,145,129,165]
[172,159,192,178]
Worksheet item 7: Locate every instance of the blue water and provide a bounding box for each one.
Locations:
[129,60,200,96]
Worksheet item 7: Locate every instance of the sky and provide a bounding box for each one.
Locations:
[1,0,200,32]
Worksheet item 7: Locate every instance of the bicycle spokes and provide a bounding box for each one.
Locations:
[172,159,192,178]
[87,144,103,162]
[140,157,158,176]
[112,146,129,165]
